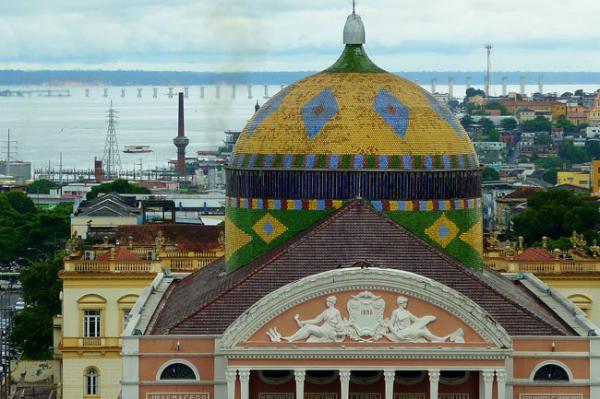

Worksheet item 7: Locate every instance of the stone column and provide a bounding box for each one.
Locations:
[496,369,507,399]
[339,369,351,399]
[383,369,395,399]
[225,369,237,399]
[295,369,306,399]
[239,369,251,399]
[428,369,440,399]
[482,370,495,399]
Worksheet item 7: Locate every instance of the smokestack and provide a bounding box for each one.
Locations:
[94,158,104,183]
[173,92,189,176]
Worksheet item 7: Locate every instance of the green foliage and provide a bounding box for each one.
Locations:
[26,179,57,195]
[10,255,63,359]
[574,89,585,97]
[460,114,474,129]
[479,118,495,135]
[482,167,500,181]
[513,190,600,245]
[500,118,518,131]
[554,115,577,133]
[534,156,563,169]
[487,129,500,142]
[546,237,573,251]
[466,88,485,98]
[559,142,590,164]
[0,192,71,263]
[534,133,552,145]
[542,168,558,185]
[485,101,509,115]
[522,116,552,132]
[87,178,151,200]
[10,306,53,360]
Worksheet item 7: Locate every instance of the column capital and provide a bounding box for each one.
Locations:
[482,369,495,382]
[294,369,306,381]
[225,368,237,381]
[238,369,251,382]
[428,369,441,382]
[495,369,507,381]
[339,369,351,381]
[383,369,396,380]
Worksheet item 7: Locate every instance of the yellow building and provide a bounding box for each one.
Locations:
[495,100,567,121]
[485,236,600,324]
[589,92,600,127]
[55,224,223,399]
[556,170,590,189]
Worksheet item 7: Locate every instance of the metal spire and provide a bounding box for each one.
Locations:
[102,100,122,180]
[352,0,356,15]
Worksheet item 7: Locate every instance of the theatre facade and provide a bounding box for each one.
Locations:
[122,7,600,399]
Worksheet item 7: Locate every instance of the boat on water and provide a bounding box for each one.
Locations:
[123,145,152,154]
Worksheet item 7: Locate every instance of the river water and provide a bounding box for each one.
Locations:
[0,83,599,171]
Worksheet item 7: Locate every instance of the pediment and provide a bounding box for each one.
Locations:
[218,268,512,350]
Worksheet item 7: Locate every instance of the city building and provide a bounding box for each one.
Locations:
[588,92,600,127]
[121,10,600,399]
[556,171,591,190]
[54,223,224,399]
[496,100,566,121]
[71,193,139,239]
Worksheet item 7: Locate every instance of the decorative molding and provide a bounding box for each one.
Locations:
[218,268,512,352]
[266,291,464,344]
[155,359,199,381]
[529,360,574,382]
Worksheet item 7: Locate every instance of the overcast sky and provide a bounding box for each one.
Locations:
[1,0,600,72]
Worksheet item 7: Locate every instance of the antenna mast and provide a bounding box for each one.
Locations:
[352,0,356,14]
[102,101,122,180]
[484,44,493,98]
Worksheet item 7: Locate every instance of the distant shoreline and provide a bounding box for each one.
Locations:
[2,70,600,86]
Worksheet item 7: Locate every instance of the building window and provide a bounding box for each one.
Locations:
[159,363,197,380]
[533,364,570,381]
[83,310,101,337]
[85,367,99,396]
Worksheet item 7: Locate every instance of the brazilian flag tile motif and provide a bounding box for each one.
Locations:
[226,198,483,271]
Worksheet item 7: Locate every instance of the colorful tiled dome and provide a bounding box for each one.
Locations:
[225,12,482,272]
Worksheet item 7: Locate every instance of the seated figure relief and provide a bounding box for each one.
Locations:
[267,292,464,344]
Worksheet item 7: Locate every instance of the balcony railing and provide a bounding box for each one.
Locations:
[486,257,600,274]
[66,261,158,273]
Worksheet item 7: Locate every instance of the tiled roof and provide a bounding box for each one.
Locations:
[96,247,141,261]
[514,248,554,261]
[148,201,574,337]
[116,224,223,251]
[504,187,541,199]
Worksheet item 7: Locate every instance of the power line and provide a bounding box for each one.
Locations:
[102,101,122,180]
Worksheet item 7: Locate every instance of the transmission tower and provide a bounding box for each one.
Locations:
[484,44,493,98]
[102,101,122,179]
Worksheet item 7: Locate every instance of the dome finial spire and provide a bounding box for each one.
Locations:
[343,1,365,44]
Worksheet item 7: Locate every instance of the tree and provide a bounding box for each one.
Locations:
[513,190,600,245]
[482,167,500,181]
[479,118,495,135]
[10,255,62,359]
[559,142,590,164]
[574,89,585,97]
[487,129,500,142]
[466,88,485,98]
[26,179,58,195]
[554,115,577,133]
[522,116,552,132]
[534,156,563,169]
[542,168,558,185]
[500,118,518,131]
[460,114,474,129]
[86,179,151,200]
[534,133,552,145]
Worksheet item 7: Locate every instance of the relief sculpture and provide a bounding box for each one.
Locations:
[267,291,464,344]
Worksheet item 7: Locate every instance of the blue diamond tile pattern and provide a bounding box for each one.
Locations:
[438,224,450,239]
[246,85,293,137]
[302,88,340,140]
[373,88,410,139]
[263,221,274,237]
[425,93,463,137]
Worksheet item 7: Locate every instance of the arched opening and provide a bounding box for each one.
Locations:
[257,370,293,385]
[158,361,198,380]
[568,294,592,317]
[84,367,99,396]
[533,363,570,381]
